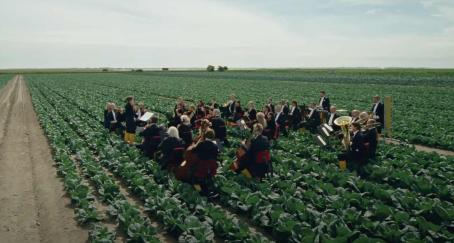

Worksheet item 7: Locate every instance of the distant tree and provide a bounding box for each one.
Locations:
[162,68,169,71]
[223,66,228,71]
[207,65,215,72]
[102,68,109,72]
[218,66,227,72]
[135,69,143,72]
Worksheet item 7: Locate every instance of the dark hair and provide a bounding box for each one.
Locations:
[351,122,361,130]
[125,96,134,103]
[204,129,215,139]
[292,100,297,106]
[320,90,326,94]
[151,117,158,123]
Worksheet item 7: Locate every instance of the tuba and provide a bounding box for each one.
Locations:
[334,116,352,151]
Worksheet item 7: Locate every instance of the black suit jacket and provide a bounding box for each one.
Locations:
[275,112,286,127]
[124,103,136,133]
[350,132,365,162]
[283,105,290,116]
[211,117,227,140]
[371,102,384,125]
[319,96,330,111]
[289,106,302,125]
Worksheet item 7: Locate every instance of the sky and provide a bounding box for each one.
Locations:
[0,0,453,68]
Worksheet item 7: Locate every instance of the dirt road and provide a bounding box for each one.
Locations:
[0,76,87,243]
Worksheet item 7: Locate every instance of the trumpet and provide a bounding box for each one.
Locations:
[334,116,352,151]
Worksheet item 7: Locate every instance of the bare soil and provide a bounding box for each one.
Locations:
[0,76,87,243]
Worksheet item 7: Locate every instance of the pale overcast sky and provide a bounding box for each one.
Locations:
[1,0,453,68]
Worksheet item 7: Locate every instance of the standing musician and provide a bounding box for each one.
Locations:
[326,105,340,130]
[319,90,331,111]
[288,100,302,130]
[158,126,186,171]
[104,102,118,132]
[138,115,161,158]
[124,96,137,144]
[371,95,384,133]
[338,122,367,177]
[178,115,193,148]
[232,124,271,179]
[363,119,378,160]
[187,129,219,195]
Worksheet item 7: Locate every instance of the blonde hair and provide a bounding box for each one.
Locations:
[167,126,179,138]
[253,123,264,136]
[359,112,369,120]
[256,112,267,128]
[181,115,190,125]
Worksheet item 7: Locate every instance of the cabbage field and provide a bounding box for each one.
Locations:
[25,70,454,243]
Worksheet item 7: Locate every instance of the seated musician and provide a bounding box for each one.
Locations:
[233,124,271,179]
[135,102,148,128]
[190,129,219,195]
[171,98,185,126]
[326,105,340,130]
[358,112,370,127]
[195,119,212,142]
[210,98,219,109]
[211,109,228,145]
[138,115,161,158]
[302,103,321,132]
[266,98,275,113]
[289,100,302,130]
[232,101,244,122]
[178,115,193,148]
[274,105,287,137]
[371,95,384,133]
[363,119,378,160]
[340,122,367,177]
[186,105,197,126]
[104,102,118,132]
[196,100,207,120]
[158,126,185,171]
[225,95,236,118]
[281,100,290,116]
[350,110,360,123]
[265,112,276,140]
[246,101,257,125]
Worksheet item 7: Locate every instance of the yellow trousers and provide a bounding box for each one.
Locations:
[124,132,136,144]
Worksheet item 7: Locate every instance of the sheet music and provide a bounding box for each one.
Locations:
[139,112,154,122]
